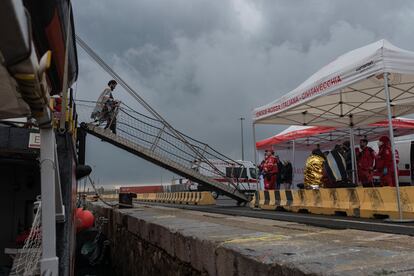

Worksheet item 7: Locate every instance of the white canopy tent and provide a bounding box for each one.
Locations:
[252,40,414,221]
[253,40,414,127]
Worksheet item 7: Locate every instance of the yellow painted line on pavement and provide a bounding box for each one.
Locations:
[220,234,289,244]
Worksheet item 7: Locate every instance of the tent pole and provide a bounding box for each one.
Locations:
[349,127,356,184]
[354,135,359,185]
[384,72,403,220]
[292,140,296,189]
[252,123,259,191]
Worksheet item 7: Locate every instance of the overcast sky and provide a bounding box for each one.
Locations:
[72,0,414,187]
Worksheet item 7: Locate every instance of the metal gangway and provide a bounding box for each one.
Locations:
[76,36,249,203]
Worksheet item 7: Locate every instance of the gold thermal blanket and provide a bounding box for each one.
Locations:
[304,155,325,188]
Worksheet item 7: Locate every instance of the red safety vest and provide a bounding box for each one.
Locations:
[263,155,278,174]
[356,147,376,171]
[376,146,399,172]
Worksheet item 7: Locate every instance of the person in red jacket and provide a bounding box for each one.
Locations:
[375,136,399,187]
[258,150,268,175]
[356,138,376,187]
[263,150,278,190]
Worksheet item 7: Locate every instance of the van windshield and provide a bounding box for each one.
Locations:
[249,168,258,179]
[225,167,247,178]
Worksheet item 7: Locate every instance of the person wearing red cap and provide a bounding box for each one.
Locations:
[376,136,399,187]
[356,138,376,187]
[262,149,278,190]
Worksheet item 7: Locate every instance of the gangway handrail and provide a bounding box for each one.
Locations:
[80,123,249,202]
[77,99,245,169]
[79,101,249,182]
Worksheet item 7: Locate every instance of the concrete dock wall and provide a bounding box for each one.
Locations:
[89,203,414,276]
[90,204,309,276]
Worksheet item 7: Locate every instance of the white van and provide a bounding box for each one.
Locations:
[169,160,259,197]
[199,159,258,191]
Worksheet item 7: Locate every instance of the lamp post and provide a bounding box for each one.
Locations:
[240,117,245,160]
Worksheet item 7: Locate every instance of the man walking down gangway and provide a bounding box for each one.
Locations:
[91,80,120,134]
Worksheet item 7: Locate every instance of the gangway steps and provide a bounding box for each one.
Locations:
[81,123,249,202]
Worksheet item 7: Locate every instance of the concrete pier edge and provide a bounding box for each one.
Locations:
[89,202,414,276]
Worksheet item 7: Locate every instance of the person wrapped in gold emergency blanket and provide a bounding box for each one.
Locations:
[304,148,326,188]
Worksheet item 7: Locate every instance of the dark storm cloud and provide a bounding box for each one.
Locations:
[255,0,414,49]
[74,0,237,54]
[73,0,414,185]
